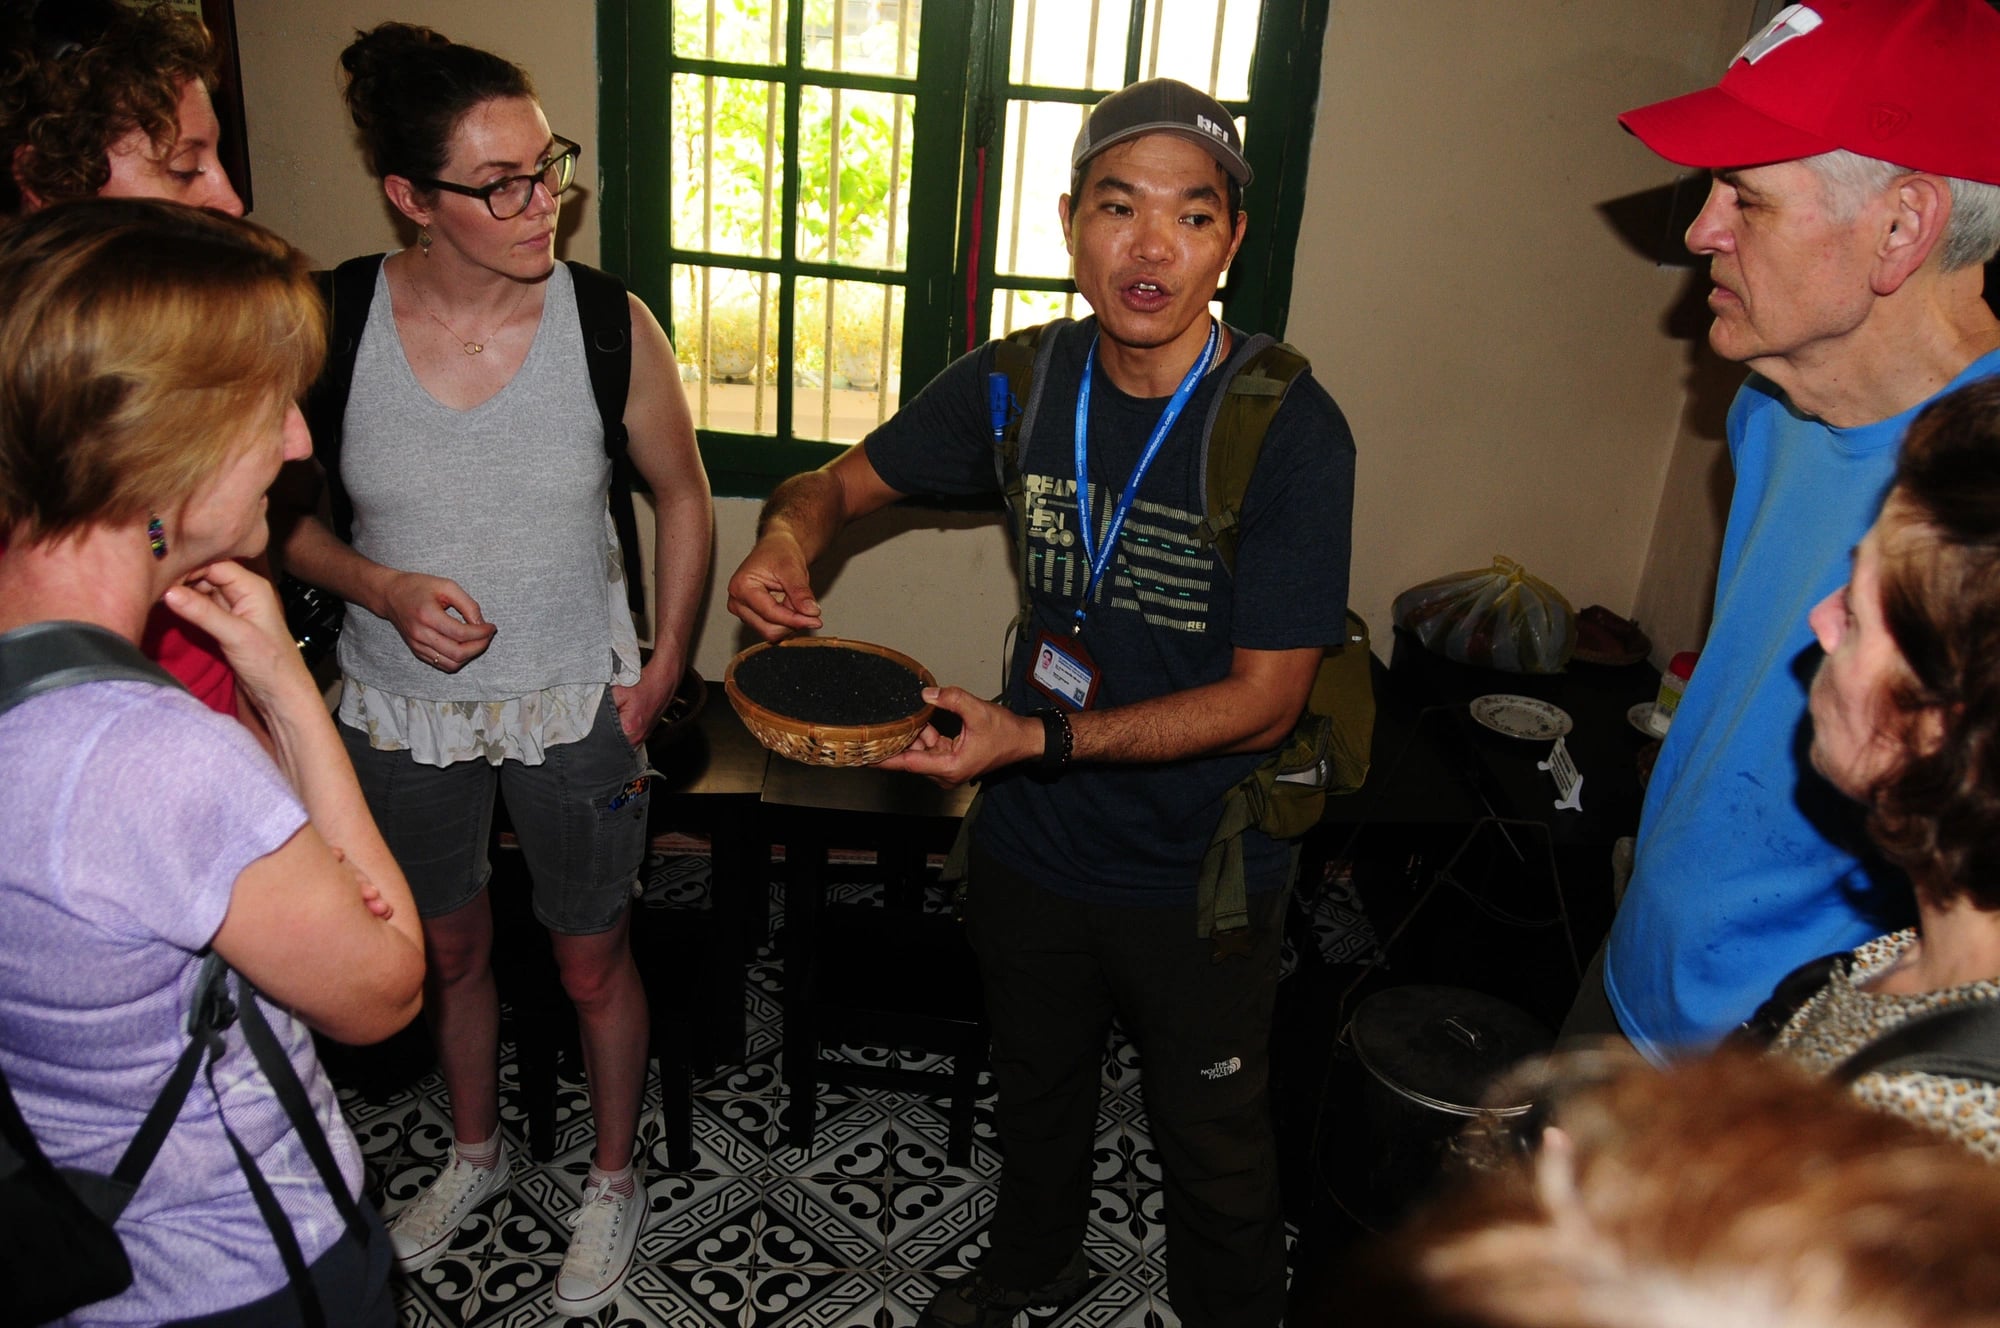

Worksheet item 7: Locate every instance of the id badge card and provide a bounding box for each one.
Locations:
[1030,629,1099,711]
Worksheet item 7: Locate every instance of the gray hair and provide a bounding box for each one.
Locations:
[1804,148,2000,272]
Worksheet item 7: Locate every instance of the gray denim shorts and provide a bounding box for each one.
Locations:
[340,690,651,935]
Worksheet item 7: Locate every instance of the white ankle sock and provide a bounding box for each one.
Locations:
[587,1160,636,1198]
[455,1130,503,1170]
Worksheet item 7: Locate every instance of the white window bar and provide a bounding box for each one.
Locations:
[1209,0,1228,95]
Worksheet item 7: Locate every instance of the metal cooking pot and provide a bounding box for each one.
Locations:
[1334,984,1552,1229]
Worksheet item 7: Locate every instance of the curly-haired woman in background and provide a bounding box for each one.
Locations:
[0,0,249,726]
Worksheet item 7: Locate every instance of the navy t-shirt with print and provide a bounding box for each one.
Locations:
[865,318,1355,906]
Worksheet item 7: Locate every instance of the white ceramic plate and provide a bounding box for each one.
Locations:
[1470,693,1573,741]
[1627,701,1665,738]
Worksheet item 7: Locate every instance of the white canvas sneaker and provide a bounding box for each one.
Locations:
[386,1137,514,1273]
[552,1166,651,1317]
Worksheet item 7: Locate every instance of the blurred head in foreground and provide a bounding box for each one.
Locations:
[1331,1053,2000,1328]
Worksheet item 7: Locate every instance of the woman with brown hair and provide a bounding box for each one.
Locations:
[1743,374,2000,1156]
[278,22,710,1316]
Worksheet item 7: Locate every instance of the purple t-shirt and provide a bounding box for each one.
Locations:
[0,680,363,1324]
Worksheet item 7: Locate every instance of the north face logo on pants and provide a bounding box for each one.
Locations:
[1200,1057,1242,1081]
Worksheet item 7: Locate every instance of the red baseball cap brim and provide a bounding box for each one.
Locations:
[1619,84,1840,171]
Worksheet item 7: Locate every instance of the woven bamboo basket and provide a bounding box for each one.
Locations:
[724,637,935,767]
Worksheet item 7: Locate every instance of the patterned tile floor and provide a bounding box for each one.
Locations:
[333,846,1378,1327]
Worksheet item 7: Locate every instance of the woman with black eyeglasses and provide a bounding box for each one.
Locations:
[277,22,710,1315]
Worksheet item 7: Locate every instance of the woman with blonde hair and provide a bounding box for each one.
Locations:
[0,198,423,1325]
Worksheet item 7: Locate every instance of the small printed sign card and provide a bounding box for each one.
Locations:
[1538,737,1583,813]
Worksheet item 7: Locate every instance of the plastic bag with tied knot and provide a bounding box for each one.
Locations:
[1391,556,1577,673]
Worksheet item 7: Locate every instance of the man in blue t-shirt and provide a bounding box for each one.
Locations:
[727,80,1354,1328]
[1570,0,2000,1061]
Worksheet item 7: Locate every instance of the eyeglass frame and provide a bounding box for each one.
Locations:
[413,135,581,220]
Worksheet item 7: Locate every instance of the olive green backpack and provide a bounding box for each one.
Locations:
[987,320,1373,950]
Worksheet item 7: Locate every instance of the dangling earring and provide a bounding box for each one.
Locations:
[418,227,432,258]
[147,513,167,560]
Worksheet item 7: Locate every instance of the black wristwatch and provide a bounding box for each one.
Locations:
[1035,707,1074,774]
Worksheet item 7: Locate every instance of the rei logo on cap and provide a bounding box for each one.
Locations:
[1869,103,1912,141]
[1733,3,1823,66]
[1194,113,1232,145]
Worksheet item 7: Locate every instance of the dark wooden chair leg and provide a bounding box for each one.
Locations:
[782,821,827,1153]
[709,801,758,1066]
[631,902,700,1173]
[946,1036,984,1166]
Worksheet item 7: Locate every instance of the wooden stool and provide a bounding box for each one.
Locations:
[760,762,987,1164]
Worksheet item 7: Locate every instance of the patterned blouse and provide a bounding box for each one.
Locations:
[1769,928,2000,1161]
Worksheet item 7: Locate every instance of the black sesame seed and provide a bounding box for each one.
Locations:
[734,646,925,726]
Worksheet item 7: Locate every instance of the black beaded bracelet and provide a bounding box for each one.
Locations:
[1036,707,1074,774]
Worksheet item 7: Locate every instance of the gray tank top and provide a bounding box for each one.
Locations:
[335,261,631,699]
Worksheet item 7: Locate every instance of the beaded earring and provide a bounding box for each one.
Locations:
[418,227,432,258]
[147,513,167,560]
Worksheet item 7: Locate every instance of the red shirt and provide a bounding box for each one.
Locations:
[140,605,236,717]
[0,536,237,716]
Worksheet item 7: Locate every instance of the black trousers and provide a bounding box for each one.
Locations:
[962,847,1287,1328]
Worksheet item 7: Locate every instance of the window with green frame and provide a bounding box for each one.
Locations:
[598,0,1330,496]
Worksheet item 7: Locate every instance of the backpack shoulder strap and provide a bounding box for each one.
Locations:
[0,622,185,1231]
[1194,335,1311,576]
[565,260,634,469]
[1726,951,1852,1051]
[565,260,643,617]
[1836,997,2000,1086]
[304,254,386,545]
[0,621,178,720]
[988,319,1068,488]
[986,320,1069,694]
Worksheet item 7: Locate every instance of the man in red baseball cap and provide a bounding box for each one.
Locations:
[1572,0,2000,1063]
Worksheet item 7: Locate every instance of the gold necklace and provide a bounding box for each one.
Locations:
[412,277,531,355]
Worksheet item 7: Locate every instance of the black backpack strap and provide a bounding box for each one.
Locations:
[232,977,369,1239]
[98,957,233,1203]
[1835,998,2000,1086]
[566,260,634,468]
[196,966,326,1328]
[0,621,177,719]
[1725,951,1852,1052]
[566,260,644,617]
[0,621,184,1230]
[194,961,375,1328]
[303,254,385,545]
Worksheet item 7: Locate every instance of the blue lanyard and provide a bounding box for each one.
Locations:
[1071,318,1220,631]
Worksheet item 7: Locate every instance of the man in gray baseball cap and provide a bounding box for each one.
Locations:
[1070,76,1254,189]
[727,75,1355,1328]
